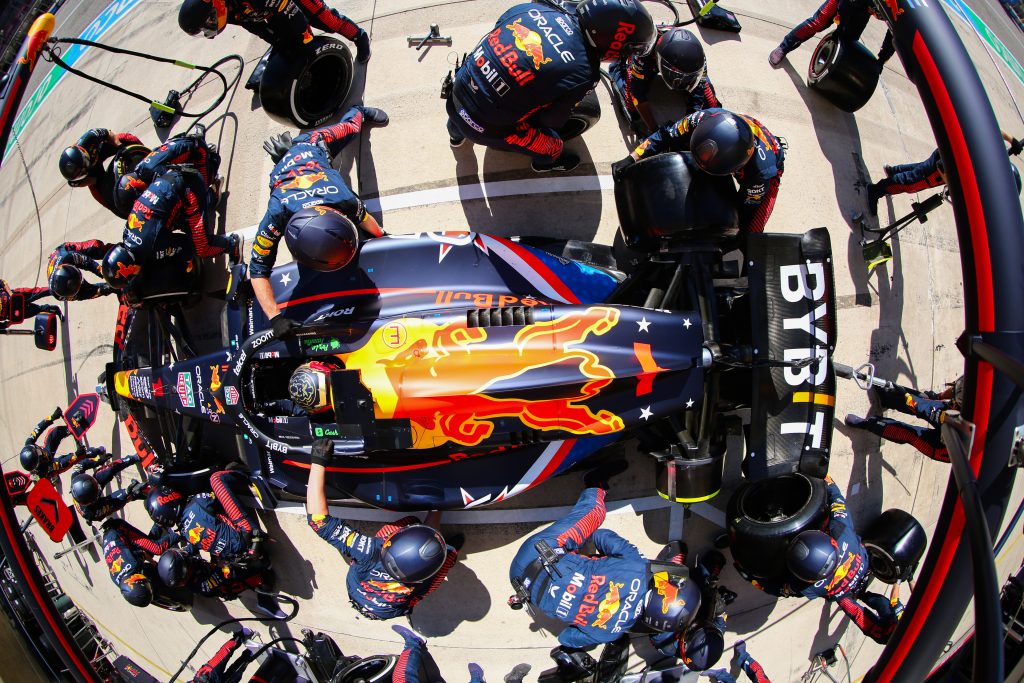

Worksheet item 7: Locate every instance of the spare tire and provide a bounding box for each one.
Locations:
[807,31,880,113]
[556,89,601,140]
[260,36,354,128]
[727,473,828,580]
[863,508,927,584]
[614,152,739,252]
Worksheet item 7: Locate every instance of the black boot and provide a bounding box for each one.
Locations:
[356,106,389,128]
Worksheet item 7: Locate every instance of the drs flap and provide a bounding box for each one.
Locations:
[746,228,837,479]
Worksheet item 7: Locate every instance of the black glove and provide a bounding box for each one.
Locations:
[270,314,301,339]
[310,438,335,468]
[611,156,636,180]
[50,406,63,421]
[262,132,294,163]
[1010,137,1024,157]
[125,480,146,499]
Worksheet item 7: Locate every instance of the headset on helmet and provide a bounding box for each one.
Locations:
[284,206,359,272]
[71,473,100,506]
[288,359,344,414]
[146,486,186,527]
[655,28,706,93]
[786,530,840,583]
[380,525,447,583]
[101,244,141,289]
[637,567,701,633]
[59,145,92,183]
[49,264,84,301]
[576,0,657,63]
[121,573,154,607]
[689,110,755,176]
[158,548,195,588]
[19,444,50,474]
[179,0,227,37]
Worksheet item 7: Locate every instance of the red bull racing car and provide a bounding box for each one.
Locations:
[105,153,838,511]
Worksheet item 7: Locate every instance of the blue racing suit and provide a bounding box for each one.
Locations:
[46,240,114,302]
[178,471,258,561]
[222,0,364,55]
[846,379,960,463]
[73,455,143,523]
[633,108,784,233]
[249,107,378,280]
[447,2,598,163]
[184,552,271,599]
[875,149,945,197]
[307,513,458,620]
[777,0,894,64]
[64,128,149,218]
[509,488,651,650]
[122,167,233,265]
[117,135,220,213]
[101,518,180,598]
[0,283,57,328]
[746,478,901,644]
[23,408,102,478]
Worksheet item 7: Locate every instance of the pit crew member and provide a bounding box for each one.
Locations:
[101,517,180,607]
[70,454,147,524]
[46,240,116,303]
[19,405,105,479]
[0,281,60,329]
[58,127,150,218]
[768,0,894,69]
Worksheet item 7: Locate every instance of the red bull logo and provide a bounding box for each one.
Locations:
[507,19,551,70]
[116,262,142,279]
[279,171,327,191]
[127,213,145,231]
[826,552,857,592]
[187,524,205,545]
[341,307,625,449]
[367,580,413,595]
[109,555,123,575]
[653,572,683,614]
[592,581,624,628]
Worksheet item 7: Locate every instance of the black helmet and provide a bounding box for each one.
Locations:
[380,525,447,583]
[20,444,50,474]
[576,0,657,63]
[121,572,153,607]
[59,145,92,183]
[284,206,359,272]
[1011,162,1022,196]
[146,486,186,527]
[288,359,344,414]
[115,173,148,212]
[786,530,839,583]
[681,625,725,670]
[638,567,701,632]
[101,244,141,289]
[49,264,84,301]
[157,548,194,588]
[71,474,100,506]
[656,28,706,92]
[179,0,227,37]
[689,110,755,176]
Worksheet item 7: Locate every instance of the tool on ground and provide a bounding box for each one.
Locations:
[859,190,948,272]
[53,530,103,560]
[407,24,451,50]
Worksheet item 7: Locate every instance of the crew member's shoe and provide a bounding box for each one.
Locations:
[357,106,389,128]
[504,664,531,683]
[845,413,868,427]
[867,183,883,216]
[355,30,371,64]
[883,165,895,178]
[531,151,580,173]
[254,589,288,619]
[769,47,786,67]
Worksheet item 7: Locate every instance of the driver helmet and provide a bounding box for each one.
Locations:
[71,474,100,506]
[576,0,657,63]
[380,525,447,583]
[288,359,344,414]
[637,566,701,632]
[49,264,84,301]
[121,573,153,607]
[145,486,186,527]
[157,548,195,588]
[284,206,359,272]
[20,444,50,475]
[179,0,228,38]
[58,145,92,184]
[655,28,706,92]
[101,244,141,290]
[786,530,839,583]
[689,110,755,176]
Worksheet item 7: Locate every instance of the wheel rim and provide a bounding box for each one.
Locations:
[295,50,350,122]
[811,37,838,79]
[740,474,812,524]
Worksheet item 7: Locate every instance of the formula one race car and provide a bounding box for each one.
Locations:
[105,152,838,511]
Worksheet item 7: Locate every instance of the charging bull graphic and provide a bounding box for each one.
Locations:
[592,581,624,628]
[507,19,552,70]
[653,571,684,614]
[278,171,327,191]
[341,306,626,449]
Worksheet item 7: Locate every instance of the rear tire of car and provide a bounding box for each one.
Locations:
[807,32,880,113]
[727,473,829,580]
[260,37,354,128]
[557,89,601,140]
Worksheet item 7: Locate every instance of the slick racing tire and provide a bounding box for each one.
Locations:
[727,473,828,581]
[863,508,927,584]
[333,655,398,683]
[260,36,354,128]
[556,89,601,140]
[807,32,880,113]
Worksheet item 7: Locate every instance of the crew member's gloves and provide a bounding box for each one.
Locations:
[611,156,636,180]
[550,647,596,681]
[50,406,63,421]
[125,480,146,499]
[270,314,301,339]
[262,132,294,163]
[125,453,142,465]
[310,438,335,468]
[1010,137,1024,157]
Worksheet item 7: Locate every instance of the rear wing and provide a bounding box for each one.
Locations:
[745,228,837,479]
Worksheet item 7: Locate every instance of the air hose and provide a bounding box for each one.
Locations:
[42,37,243,122]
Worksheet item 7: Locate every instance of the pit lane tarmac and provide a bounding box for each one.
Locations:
[1,0,1023,680]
